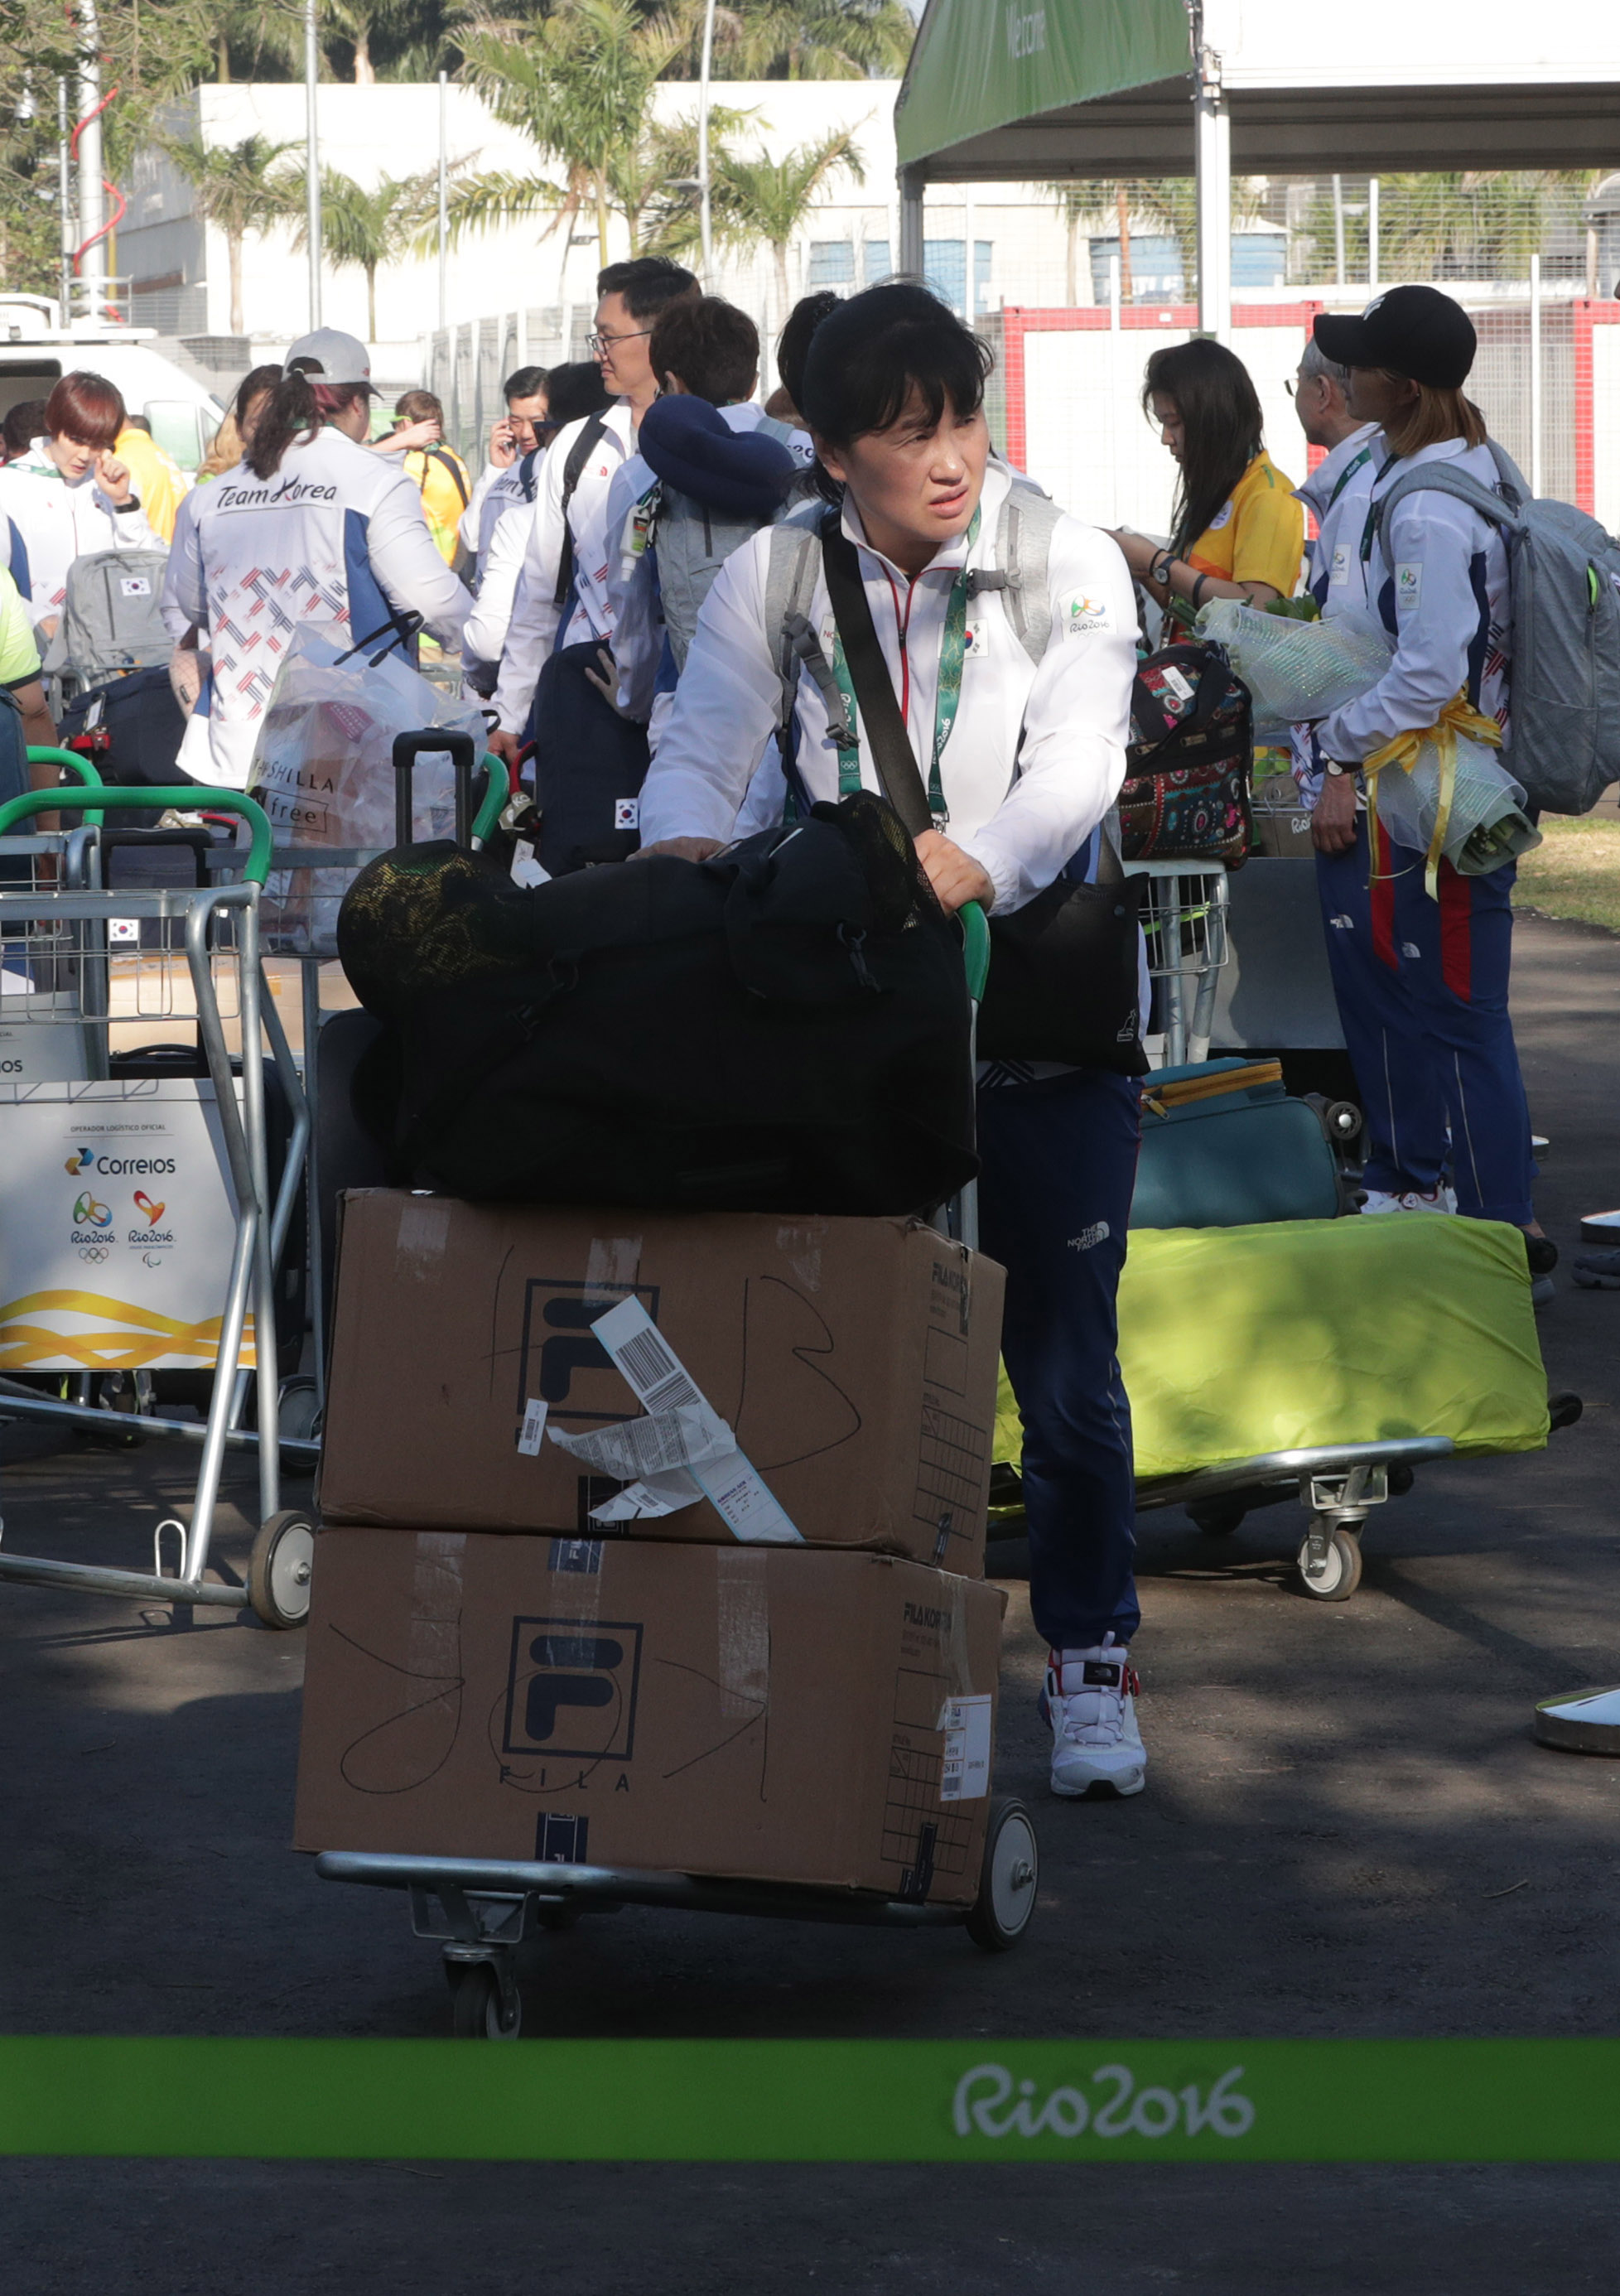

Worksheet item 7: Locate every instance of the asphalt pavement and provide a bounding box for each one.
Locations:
[2,907,1618,2294]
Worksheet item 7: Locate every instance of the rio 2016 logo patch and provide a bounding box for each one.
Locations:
[1063,593,1111,636]
[1396,562,1423,612]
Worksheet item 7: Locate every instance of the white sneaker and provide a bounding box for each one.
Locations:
[1044,1640,1146,1799]
[1358,1186,1457,1214]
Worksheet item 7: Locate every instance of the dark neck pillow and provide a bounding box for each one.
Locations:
[639,394,796,520]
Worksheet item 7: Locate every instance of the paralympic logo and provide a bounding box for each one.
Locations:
[133,1190,166,1225]
[72,1192,112,1229]
[952,2062,1255,2142]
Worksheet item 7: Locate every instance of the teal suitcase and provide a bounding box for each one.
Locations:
[1130,1057,1355,1229]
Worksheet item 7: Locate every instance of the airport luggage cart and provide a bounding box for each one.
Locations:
[1124,860,1231,1068]
[262,735,509,1410]
[0,784,316,1627]
[313,901,1039,2036]
[316,1806,1042,2040]
[1135,1435,1456,1602]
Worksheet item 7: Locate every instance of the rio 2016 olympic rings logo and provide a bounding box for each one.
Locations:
[77,1244,110,1264]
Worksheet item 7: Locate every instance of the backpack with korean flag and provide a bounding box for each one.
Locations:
[1372,440,1620,816]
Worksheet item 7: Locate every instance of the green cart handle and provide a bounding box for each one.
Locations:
[0,785,274,886]
[26,745,105,789]
[958,898,991,1004]
[475,753,508,844]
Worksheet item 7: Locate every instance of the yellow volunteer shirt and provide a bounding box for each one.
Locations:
[0,567,41,687]
[405,445,473,563]
[1185,451,1304,598]
[115,426,190,544]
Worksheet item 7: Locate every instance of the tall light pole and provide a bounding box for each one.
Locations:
[75,0,106,320]
[437,70,449,331]
[57,77,73,326]
[304,0,322,330]
[696,0,717,282]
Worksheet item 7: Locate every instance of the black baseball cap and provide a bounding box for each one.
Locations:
[1314,286,1477,389]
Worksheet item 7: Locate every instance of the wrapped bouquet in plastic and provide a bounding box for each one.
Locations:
[1196,599,1395,737]
[1366,698,1542,891]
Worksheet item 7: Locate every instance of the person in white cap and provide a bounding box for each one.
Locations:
[162,328,472,789]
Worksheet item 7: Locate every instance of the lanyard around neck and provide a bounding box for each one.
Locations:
[827,507,980,822]
[1324,441,1372,514]
[1359,451,1403,567]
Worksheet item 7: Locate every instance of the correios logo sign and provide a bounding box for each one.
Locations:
[1006,4,1046,60]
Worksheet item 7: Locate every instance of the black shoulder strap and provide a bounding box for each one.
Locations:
[425,445,470,511]
[819,519,933,842]
[552,413,612,607]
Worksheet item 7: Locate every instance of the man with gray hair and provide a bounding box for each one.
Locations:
[1287,335,1384,816]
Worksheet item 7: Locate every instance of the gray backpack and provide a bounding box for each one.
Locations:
[764,475,1068,747]
[41,546,171,684]
[653,416,803,673]
[1373,441,1620,816]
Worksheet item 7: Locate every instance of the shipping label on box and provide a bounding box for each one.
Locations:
[0,1078,253,1372]
[321,1197,1005,1565]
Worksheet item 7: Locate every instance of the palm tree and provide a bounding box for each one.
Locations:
[455,0,697,270]
[705,130,865,331]
[295,167,436,342]
[323,0,435,84]
[674,0,914,80]
[164,132,302,335]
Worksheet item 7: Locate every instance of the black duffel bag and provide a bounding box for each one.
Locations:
[336,790,976,1215]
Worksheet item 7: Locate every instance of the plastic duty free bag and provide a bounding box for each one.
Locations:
[248,624,487,957]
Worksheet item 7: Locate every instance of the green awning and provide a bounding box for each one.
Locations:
[894,0,1193,172]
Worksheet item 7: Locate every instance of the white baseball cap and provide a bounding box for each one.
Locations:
[284,327,375,391]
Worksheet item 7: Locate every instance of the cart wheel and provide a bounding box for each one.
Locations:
[966,1797,1039,1953]
[277,1376,322,1477]
[248,1509,316,1629]
[1190,1500,1246,1537]
[449,1961,521,2040]
[1297,1520,1362,1603]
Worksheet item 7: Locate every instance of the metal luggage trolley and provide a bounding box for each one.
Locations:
[0,781,316,1628]
[314,900,1041,2039]
[262,733,509,1421]
[1135,1436,1457,1603]
[1125,859,1231,1069]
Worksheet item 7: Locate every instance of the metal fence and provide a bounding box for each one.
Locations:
[426,169,1620,531]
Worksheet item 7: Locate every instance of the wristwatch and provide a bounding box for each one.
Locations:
[1322,758,1353,777]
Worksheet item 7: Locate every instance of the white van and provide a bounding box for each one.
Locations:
[0,298,227,471]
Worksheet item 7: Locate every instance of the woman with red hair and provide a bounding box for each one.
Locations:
[0,371,157,637]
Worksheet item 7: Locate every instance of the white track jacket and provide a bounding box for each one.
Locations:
[162,424,472,789]
[0,441,158,627]
[1319,437,1512,766]
[490,401,636,734]
[639,461,1139,916]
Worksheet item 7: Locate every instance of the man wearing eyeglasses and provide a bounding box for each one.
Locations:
[460,364,554,584]
[488,258,698,783]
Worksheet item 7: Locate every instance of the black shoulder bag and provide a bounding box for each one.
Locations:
[819,524,1146,1075]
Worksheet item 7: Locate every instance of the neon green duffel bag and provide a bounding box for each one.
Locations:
[995,1214,1548,1483]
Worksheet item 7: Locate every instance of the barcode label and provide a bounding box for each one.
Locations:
[517,1398,548,1456]
[616,1327,701,1411]
[588,1297,706,1413]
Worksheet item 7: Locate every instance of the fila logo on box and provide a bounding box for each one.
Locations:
[515,1276,660,1426]
[501,1617,643,1763]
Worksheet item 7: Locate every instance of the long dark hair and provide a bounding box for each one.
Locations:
[244,367,369,480]
[1142,339,1264,557]
[799,281,992,504]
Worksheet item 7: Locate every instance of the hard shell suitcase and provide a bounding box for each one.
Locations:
[1130,1057,1354,1230]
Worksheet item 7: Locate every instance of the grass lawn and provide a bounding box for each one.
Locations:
[1512,813,1620,935]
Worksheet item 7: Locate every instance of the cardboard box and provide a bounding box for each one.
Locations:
[294,1529,1005,1904]
[319,1194,1004,1571]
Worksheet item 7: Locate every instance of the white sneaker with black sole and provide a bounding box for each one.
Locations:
[1044,1639,1145,1799]
[1358,1186,1457,1214]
